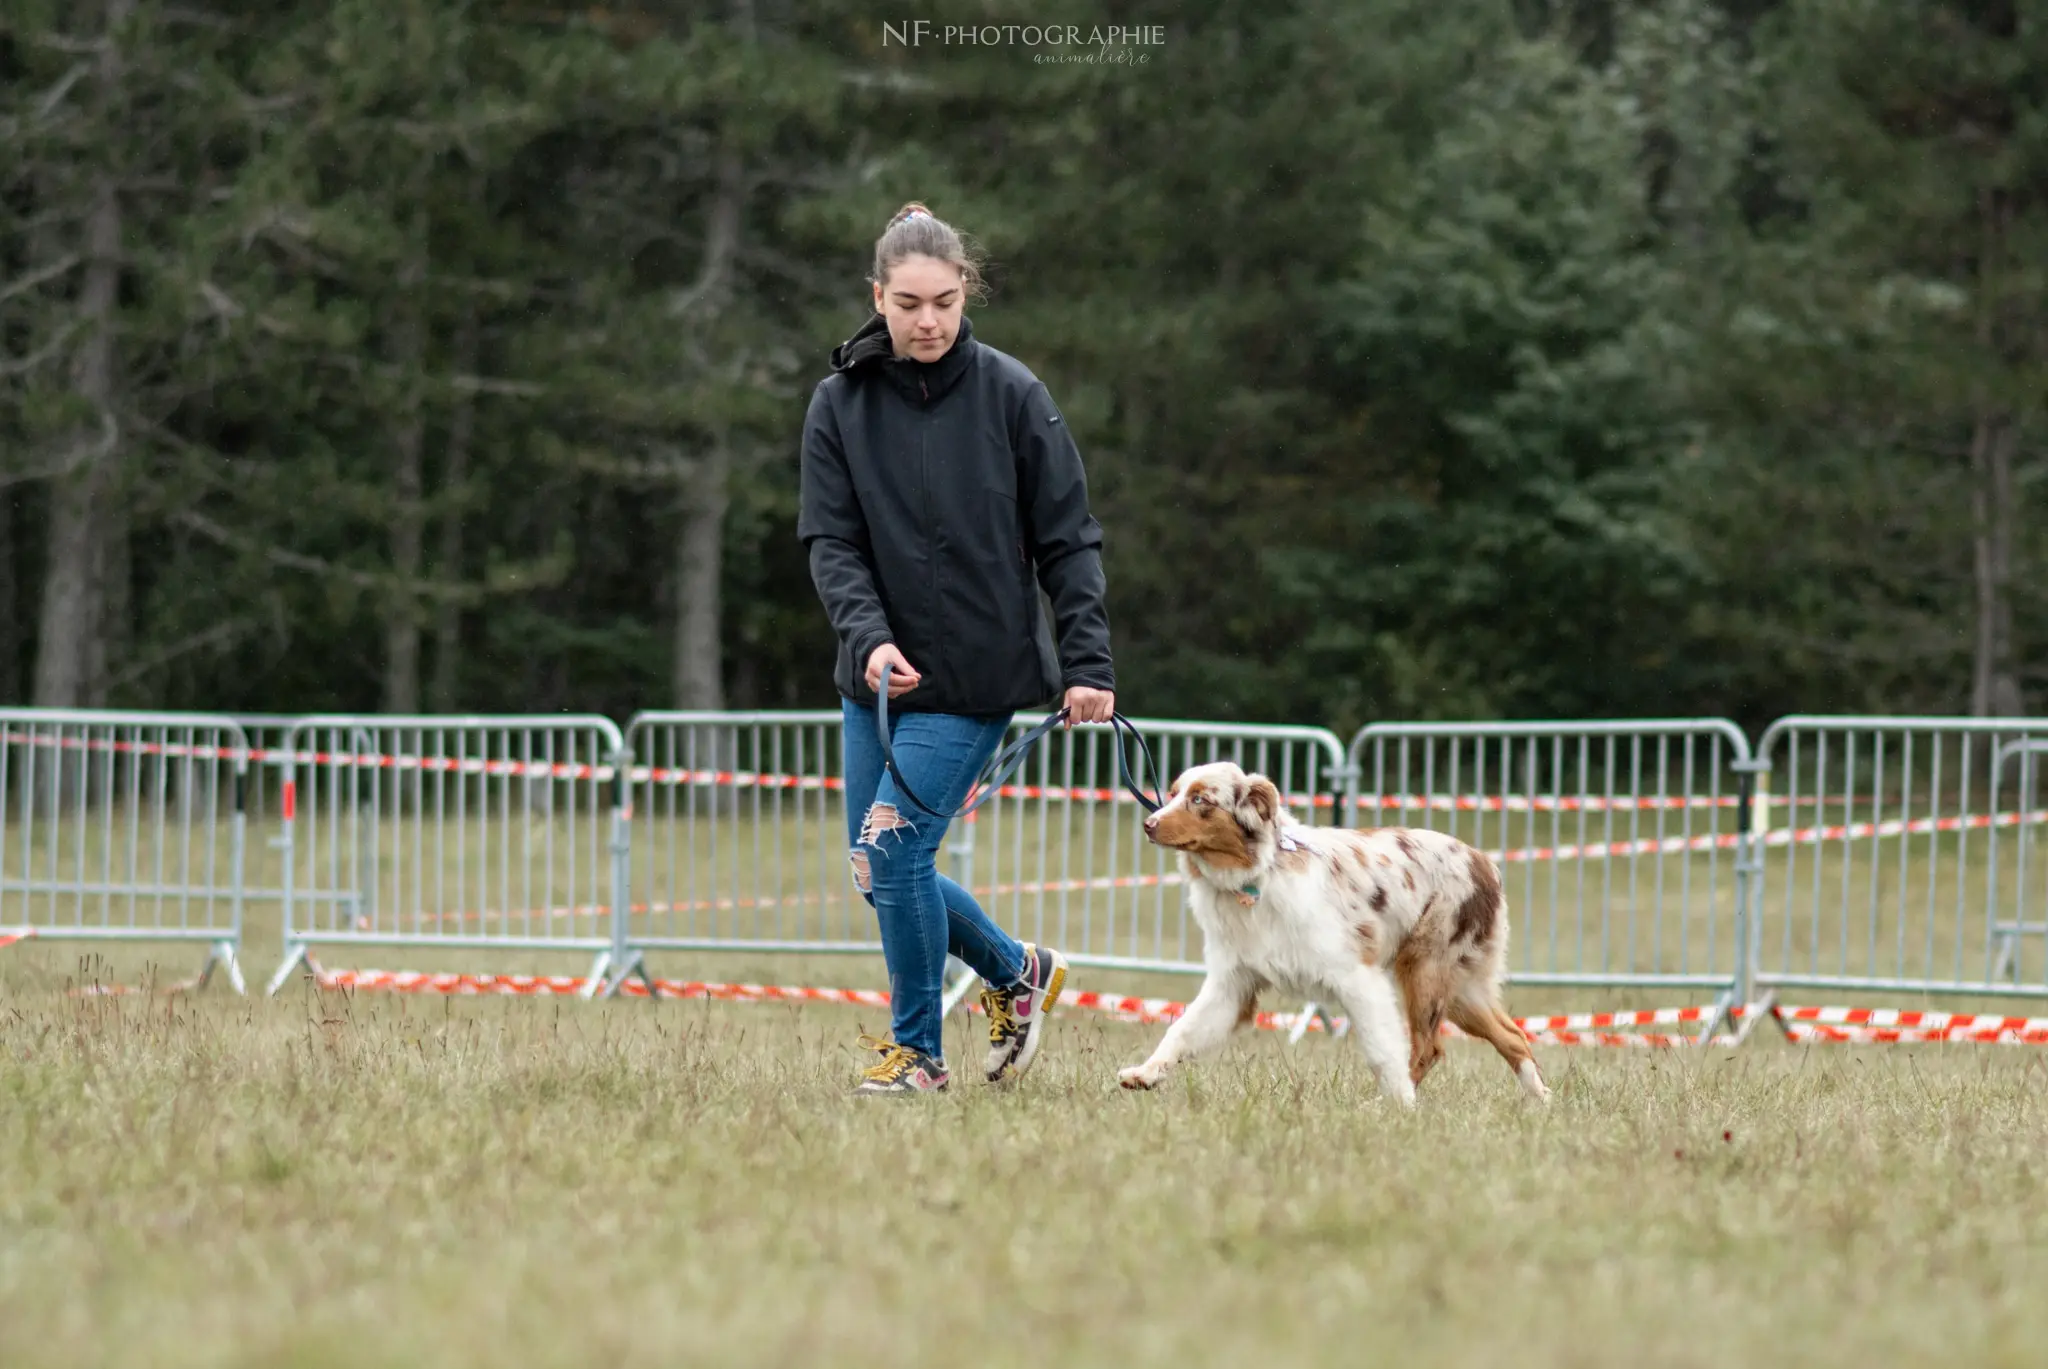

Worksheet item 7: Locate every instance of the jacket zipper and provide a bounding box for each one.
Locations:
[918,373,945,694]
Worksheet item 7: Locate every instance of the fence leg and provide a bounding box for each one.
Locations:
[195,939,246,995]
[580,950,613,1000]
[1287,1000,1338,1043]
[605,746,637,1002]
[1731,757,1768,1026]
[1692,988,1739,1047]
[1992,935,2020,985]
[1729,990,1779,1046]
[266,942,310,997]
[602,947,658,999]
[941,957,979,1016]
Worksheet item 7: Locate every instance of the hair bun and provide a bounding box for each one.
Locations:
[891,201,935,227]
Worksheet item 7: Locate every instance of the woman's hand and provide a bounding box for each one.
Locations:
[1063,686,1115,725]
[866,643,921,697]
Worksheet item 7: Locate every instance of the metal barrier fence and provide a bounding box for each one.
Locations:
[1992,739,2048,983]
[265,716,631,997]
[614,710,859,987]
[0,709,250,990]
[9,703,2048,1026]
[1747,716,2048,1003]
[611,710,1350,990]
[1335,720,1758,1038]
[227,713,304,829]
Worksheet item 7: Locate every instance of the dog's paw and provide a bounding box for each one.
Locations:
[1118,1064,1162,1091]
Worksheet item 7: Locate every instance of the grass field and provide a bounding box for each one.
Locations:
[6,940,2048,1368]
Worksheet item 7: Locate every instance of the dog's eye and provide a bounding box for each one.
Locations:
[1190,794,1209,809]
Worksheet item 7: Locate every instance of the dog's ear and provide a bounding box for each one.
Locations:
[1243,776,1281,827]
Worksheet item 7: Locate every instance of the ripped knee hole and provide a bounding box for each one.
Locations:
[857,801,913,847]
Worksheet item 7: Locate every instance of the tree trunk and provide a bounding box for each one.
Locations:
[32,0,132,713]
[431,299,478,713]
[669,124,747,808]
[383,250,427,715]
[0,491,17,704]
[1968,184,2024,720]
[87,496,128,707]
[1970,413,2023,718]
[384,415,424,714]
[669,135,745,711]
[673,444,730,710]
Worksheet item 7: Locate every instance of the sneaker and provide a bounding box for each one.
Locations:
[980,943,1068,1083]
[852,1033,949,1095]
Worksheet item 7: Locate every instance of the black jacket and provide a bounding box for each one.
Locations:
[797,312,1115,716]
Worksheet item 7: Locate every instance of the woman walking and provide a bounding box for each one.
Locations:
[798,202,1117,1095]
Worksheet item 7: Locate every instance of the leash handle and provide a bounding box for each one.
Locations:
[1105,713,1166,813]
[875,662,1167,819]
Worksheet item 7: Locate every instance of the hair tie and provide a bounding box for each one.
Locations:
[900,208,932,223]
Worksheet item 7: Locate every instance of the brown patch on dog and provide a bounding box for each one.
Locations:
[1232,974,1269,1029]
[1393,831,1417,860]
[1243,776,1281,827]
[1276,842,1313,874]
[1453,849,1502,945]
[1403,868,1415,891]
[1327,838,1372,888]
[1146,780,1256,870]
[1393,938,1451,1087]
[1368,884,1388,913]
[1449,997,1539,1086]
[1354,919,1381,966]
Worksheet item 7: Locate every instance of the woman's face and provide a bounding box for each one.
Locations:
[872,254,965,362]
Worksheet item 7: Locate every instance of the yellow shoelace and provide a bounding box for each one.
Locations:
[980,985,1019,1045]
[857,1032,920,1082]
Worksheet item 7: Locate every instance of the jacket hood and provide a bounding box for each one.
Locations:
[830,312,979,402]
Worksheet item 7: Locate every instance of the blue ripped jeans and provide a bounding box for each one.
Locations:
[842,698,1030,1062]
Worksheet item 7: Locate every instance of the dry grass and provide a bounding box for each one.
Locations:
[5,940,2048,1369]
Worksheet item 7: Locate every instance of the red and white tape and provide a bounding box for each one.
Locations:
[1778,1021,2048,1045]
[1489,805,2048,865]
[311,968,894,1008]
[295,971,2048,1049]
[343,868,1194,929]
[1773,1004,2048,1032]
[301,971,1749,1047]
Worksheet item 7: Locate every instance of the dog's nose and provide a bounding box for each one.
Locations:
[1142,815,1158,835]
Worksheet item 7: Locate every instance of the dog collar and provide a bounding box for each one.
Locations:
[1234,833,1302,906]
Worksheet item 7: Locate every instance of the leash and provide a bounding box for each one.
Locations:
[876,662,1167,820]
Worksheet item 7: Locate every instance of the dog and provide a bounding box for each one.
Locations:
[1118,760,1550,1106]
